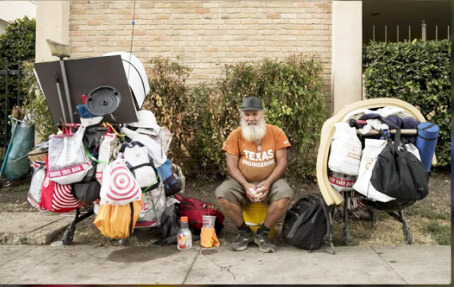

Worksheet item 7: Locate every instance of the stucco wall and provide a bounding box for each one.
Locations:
[69,0,333,108]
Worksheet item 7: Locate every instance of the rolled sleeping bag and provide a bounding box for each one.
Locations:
[415,122,439,172]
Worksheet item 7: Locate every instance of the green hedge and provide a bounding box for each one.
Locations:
[0,17,36,152]
[143,55,327,180]
[363,40,451,167]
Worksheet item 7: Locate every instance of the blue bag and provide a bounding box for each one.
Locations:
[157,159,181,196]
[415,122,439,172]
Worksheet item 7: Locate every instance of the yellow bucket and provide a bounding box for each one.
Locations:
[243,202,275,238]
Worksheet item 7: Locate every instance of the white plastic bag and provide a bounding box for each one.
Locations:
[27,162,46,210]
[96,133,118,184]
[48,125,92,184]
[99,158,142,205]
[135,183,166,228]
[328,122,362,176]
[352,139,395,202]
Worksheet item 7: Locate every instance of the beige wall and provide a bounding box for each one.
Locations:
[35,1,69,62]
[35,1,368,114]
[331,1,362,114]
[66,0,333,109]
[0,1,36,23]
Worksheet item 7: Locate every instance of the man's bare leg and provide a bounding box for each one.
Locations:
[218,198,244,227]
[263,198,290,228]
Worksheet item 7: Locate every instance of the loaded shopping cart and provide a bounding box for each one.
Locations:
[28,46,184,245]
[316,98,438,245]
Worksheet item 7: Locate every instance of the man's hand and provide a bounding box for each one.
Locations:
[255,180,271,202]
[244,183,260,202]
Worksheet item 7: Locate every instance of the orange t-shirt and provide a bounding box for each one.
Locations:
[222,124,291,182]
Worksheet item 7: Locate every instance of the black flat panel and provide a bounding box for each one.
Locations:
[34,55,138,125]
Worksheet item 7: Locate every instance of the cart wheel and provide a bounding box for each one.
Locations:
[62,225,76,245]
[120,238,130,246]
[404,228,413,245]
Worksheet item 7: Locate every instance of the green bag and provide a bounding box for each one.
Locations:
[1,120,35,180]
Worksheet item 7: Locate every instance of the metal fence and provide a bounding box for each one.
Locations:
[370,21,450,42]
[0,60,23,163]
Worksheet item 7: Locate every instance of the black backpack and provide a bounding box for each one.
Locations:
[283,194,335,254]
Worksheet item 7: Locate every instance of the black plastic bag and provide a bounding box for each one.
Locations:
[371,129,429,201]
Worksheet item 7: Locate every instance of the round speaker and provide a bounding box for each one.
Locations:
[86,86,121,116]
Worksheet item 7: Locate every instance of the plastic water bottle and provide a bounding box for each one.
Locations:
[177,216,192,250]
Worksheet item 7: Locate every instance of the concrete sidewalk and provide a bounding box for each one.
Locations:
[0,243,451,284]
[0,212,451,285]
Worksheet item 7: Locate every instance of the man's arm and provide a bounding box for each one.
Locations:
[226,153,258,201]
[256,148,288,201]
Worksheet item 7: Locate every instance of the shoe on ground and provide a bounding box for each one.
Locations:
[231,230,254,251]
[254,231,276,253]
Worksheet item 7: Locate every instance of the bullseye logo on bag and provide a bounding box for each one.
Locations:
[105,161,141,204]
[51,183,84,211]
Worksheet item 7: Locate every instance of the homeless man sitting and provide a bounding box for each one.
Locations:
[215,96,294,253]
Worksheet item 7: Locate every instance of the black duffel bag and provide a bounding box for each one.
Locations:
[371,129,429,201]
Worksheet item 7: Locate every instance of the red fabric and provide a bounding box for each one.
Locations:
[40,157,85,213]
[174,194,224,235]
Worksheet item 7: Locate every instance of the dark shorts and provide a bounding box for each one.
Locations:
[215,178,294,207]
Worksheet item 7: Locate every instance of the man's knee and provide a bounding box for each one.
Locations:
[269,181,294,204]
[270,198,290,210]
[217,197,230,207]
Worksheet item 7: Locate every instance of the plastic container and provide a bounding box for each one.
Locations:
[202,215,216,229]
[177,216,192,250]
[415,122,439,172]
[243,202,275,238]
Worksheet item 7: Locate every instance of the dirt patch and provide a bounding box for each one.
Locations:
[0,168,450,247]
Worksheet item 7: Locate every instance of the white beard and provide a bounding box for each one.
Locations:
[241,117,266,143]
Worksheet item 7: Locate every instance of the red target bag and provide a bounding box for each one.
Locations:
[40,157,85,213]
[100,158,142,205]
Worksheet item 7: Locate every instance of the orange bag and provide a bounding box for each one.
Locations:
[200,228,220,248]
[94,194,144,239]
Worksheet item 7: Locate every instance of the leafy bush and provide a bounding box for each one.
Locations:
[214,56,327,179]
[144,56,327,180]
[0,16,35,64]
[21,62,57,140]
[141,57,194,162]
[363,40,451,167]
[0,17,36,152]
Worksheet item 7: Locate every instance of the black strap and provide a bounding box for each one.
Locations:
[129,202,134,237]
[417,134,438,141]
[420,123,436,131]
[142,175,160,192]
[125,155,160,192]
[417,123,438,141]
[129,162,154,171]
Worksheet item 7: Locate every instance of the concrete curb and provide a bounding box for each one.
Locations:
[0,212,73,245]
